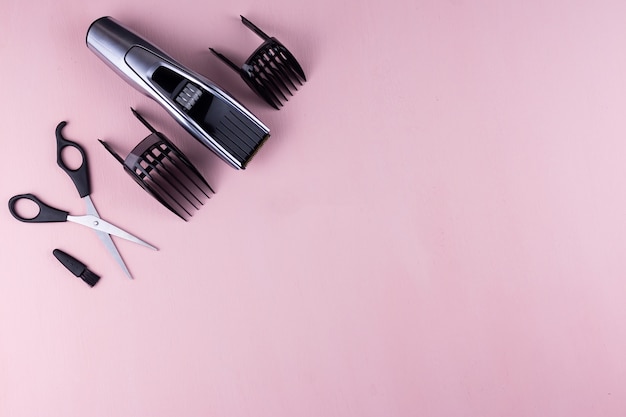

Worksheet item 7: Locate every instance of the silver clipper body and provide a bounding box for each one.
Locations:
[86,17,270,169]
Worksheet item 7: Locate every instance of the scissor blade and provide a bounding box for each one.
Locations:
[67,214,158,251]
[95,227,133,279]
[81,196,133,279]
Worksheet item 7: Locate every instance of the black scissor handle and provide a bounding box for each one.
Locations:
[8,194,69,223]
[56,121,91,198]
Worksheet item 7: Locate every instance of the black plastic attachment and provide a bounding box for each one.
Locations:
[8,194,69,223]
[210,16,306,109]
[53,249,101,287]
[55,121,91,198]
[99,108,214,221]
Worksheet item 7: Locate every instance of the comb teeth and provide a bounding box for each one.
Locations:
[209,16,306,110]
[100,109,214,221]
[132,139,213,220]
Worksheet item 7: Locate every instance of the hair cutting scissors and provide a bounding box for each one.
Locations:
[8,122,157,279]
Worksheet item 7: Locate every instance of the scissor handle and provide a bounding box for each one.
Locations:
[56,121,91,198]
[8,194,69,223]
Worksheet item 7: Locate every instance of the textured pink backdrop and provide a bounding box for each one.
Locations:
[2,0,626,416]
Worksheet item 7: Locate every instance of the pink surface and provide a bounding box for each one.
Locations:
[2,0,626,416]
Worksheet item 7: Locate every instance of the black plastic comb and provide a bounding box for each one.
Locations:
[210,16,306,109]
[99,108,214,221]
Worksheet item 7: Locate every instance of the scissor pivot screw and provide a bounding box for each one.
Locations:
[93,220,99,226]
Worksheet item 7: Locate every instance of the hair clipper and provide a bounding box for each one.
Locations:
[86,16,270,169]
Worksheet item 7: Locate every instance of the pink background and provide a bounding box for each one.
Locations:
[2,0,626,416]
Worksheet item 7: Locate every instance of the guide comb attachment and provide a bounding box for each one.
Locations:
[99,109,214,221]
[210,16,306,109]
